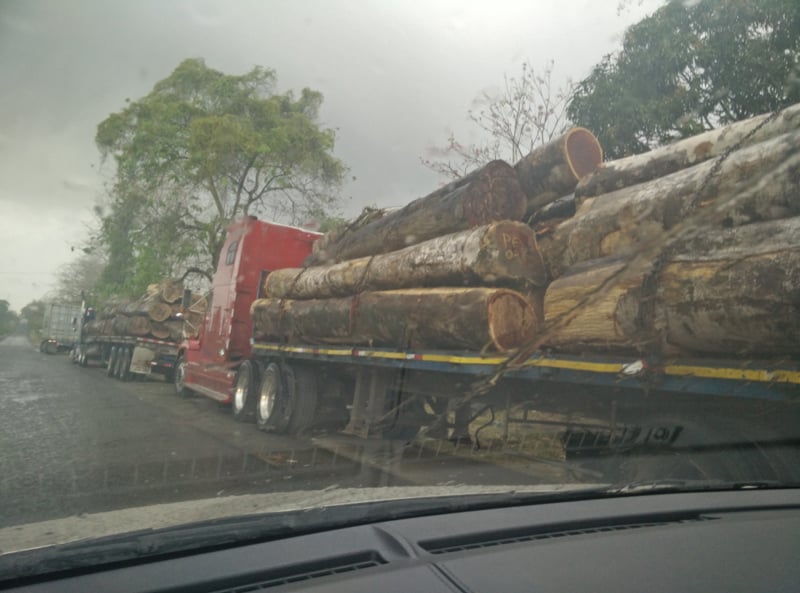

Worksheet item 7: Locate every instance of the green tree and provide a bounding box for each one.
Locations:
[95,58,346,297]
[423,61,574,179]
[568,0,800,158]
[0,300,18,335]
[20,300,45,331]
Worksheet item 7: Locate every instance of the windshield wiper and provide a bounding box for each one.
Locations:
[605,479,792,495]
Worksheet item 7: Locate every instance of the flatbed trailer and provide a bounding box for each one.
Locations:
[76,334,178,382]
[175,217,800,483]
[241,341,800,482]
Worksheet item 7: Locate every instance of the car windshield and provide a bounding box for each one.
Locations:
[1,0,799,578]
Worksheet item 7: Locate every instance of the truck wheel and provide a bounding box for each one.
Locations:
[256,363,292,433]
[119,347,132,381]
[232,360,260,422]
[113,346,127,380]
[174,354,192,398]
[107,347,119,377]
[286,365,318,435]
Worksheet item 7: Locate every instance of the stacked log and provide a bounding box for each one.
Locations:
[535,103,800,358]
[305,160,527,265]
[514,127,603,217]
[253,153,581,351]
[252,288,538,351]
[86,279,200,342]
[265,221,547,300]
[574,102,800,203]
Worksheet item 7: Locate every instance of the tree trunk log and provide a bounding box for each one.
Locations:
[146,302,173,322]
[543,258,659,353]
[265,221,547,299]
[658,218,800,355]
[542,218,800,356]
[310,207,397,261]
[112,315,151,337]
[539,132,800,279]
[150,320,184,341]
[159,279,184,304]
[514,128,603,217]
[305,160,526,265]
[575,102,800,201]
[251,287,540,352]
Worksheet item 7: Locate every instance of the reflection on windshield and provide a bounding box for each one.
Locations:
[0,0,799,575]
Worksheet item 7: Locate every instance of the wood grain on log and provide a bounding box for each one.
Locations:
[542,218,800,356]
[575,102,800,200]
[251,287,540,352]
[305,160,526,265]
[543,258,659,353]
[265,221,547,299]
[514,128,603,217]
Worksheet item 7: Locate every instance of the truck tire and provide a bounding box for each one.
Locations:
[174,354,192,398]
[256,363,292,433]
[232,360,260,422]
[119,347,132,381]
[113,346,127,380]
[107,347,119,377]
[286,365,318,435]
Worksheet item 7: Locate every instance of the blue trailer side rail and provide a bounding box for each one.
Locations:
[252,342,800,402]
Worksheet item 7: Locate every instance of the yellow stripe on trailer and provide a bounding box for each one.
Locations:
[251,343,800,385]
[665,364,800,384]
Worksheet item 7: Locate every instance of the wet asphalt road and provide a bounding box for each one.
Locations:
[0,335,567,529]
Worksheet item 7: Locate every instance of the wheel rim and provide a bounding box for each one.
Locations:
[234,371,249,412]
[259,372,277,421]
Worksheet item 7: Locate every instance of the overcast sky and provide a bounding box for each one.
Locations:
[0,0,658,310]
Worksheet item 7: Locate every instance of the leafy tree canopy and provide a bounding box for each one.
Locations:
[0,299,17,335]
[568,0,800,158]
[94,58,346,297]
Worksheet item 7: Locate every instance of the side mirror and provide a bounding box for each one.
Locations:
[181,289,192,309]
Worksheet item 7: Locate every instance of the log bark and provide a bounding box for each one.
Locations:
[112,315,151,337]
[658,218,800,355]
[305,160,526,265]
[542,218,800,356]
[539,132,800,279]
[265,221,547,299]
[310,207,397,261]
[150,320,184,341]
[514,127,603,217]
[251,287,540,352]
[575,102,800,200]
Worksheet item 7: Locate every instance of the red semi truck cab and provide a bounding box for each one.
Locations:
[177,217,320,402]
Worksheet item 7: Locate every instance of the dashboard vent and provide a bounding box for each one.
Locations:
[209,551,386,592]
[420,515,715,555]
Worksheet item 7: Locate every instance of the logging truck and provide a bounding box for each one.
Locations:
[72,306,179,381]
[172,216,800,480]
[39,302,82,354]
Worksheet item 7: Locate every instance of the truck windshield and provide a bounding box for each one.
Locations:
[0,0,798,575]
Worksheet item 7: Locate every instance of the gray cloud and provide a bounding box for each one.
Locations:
[0,0,659,309]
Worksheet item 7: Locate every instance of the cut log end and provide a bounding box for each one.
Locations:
[487,290,539,351]
[565,127,604,180]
